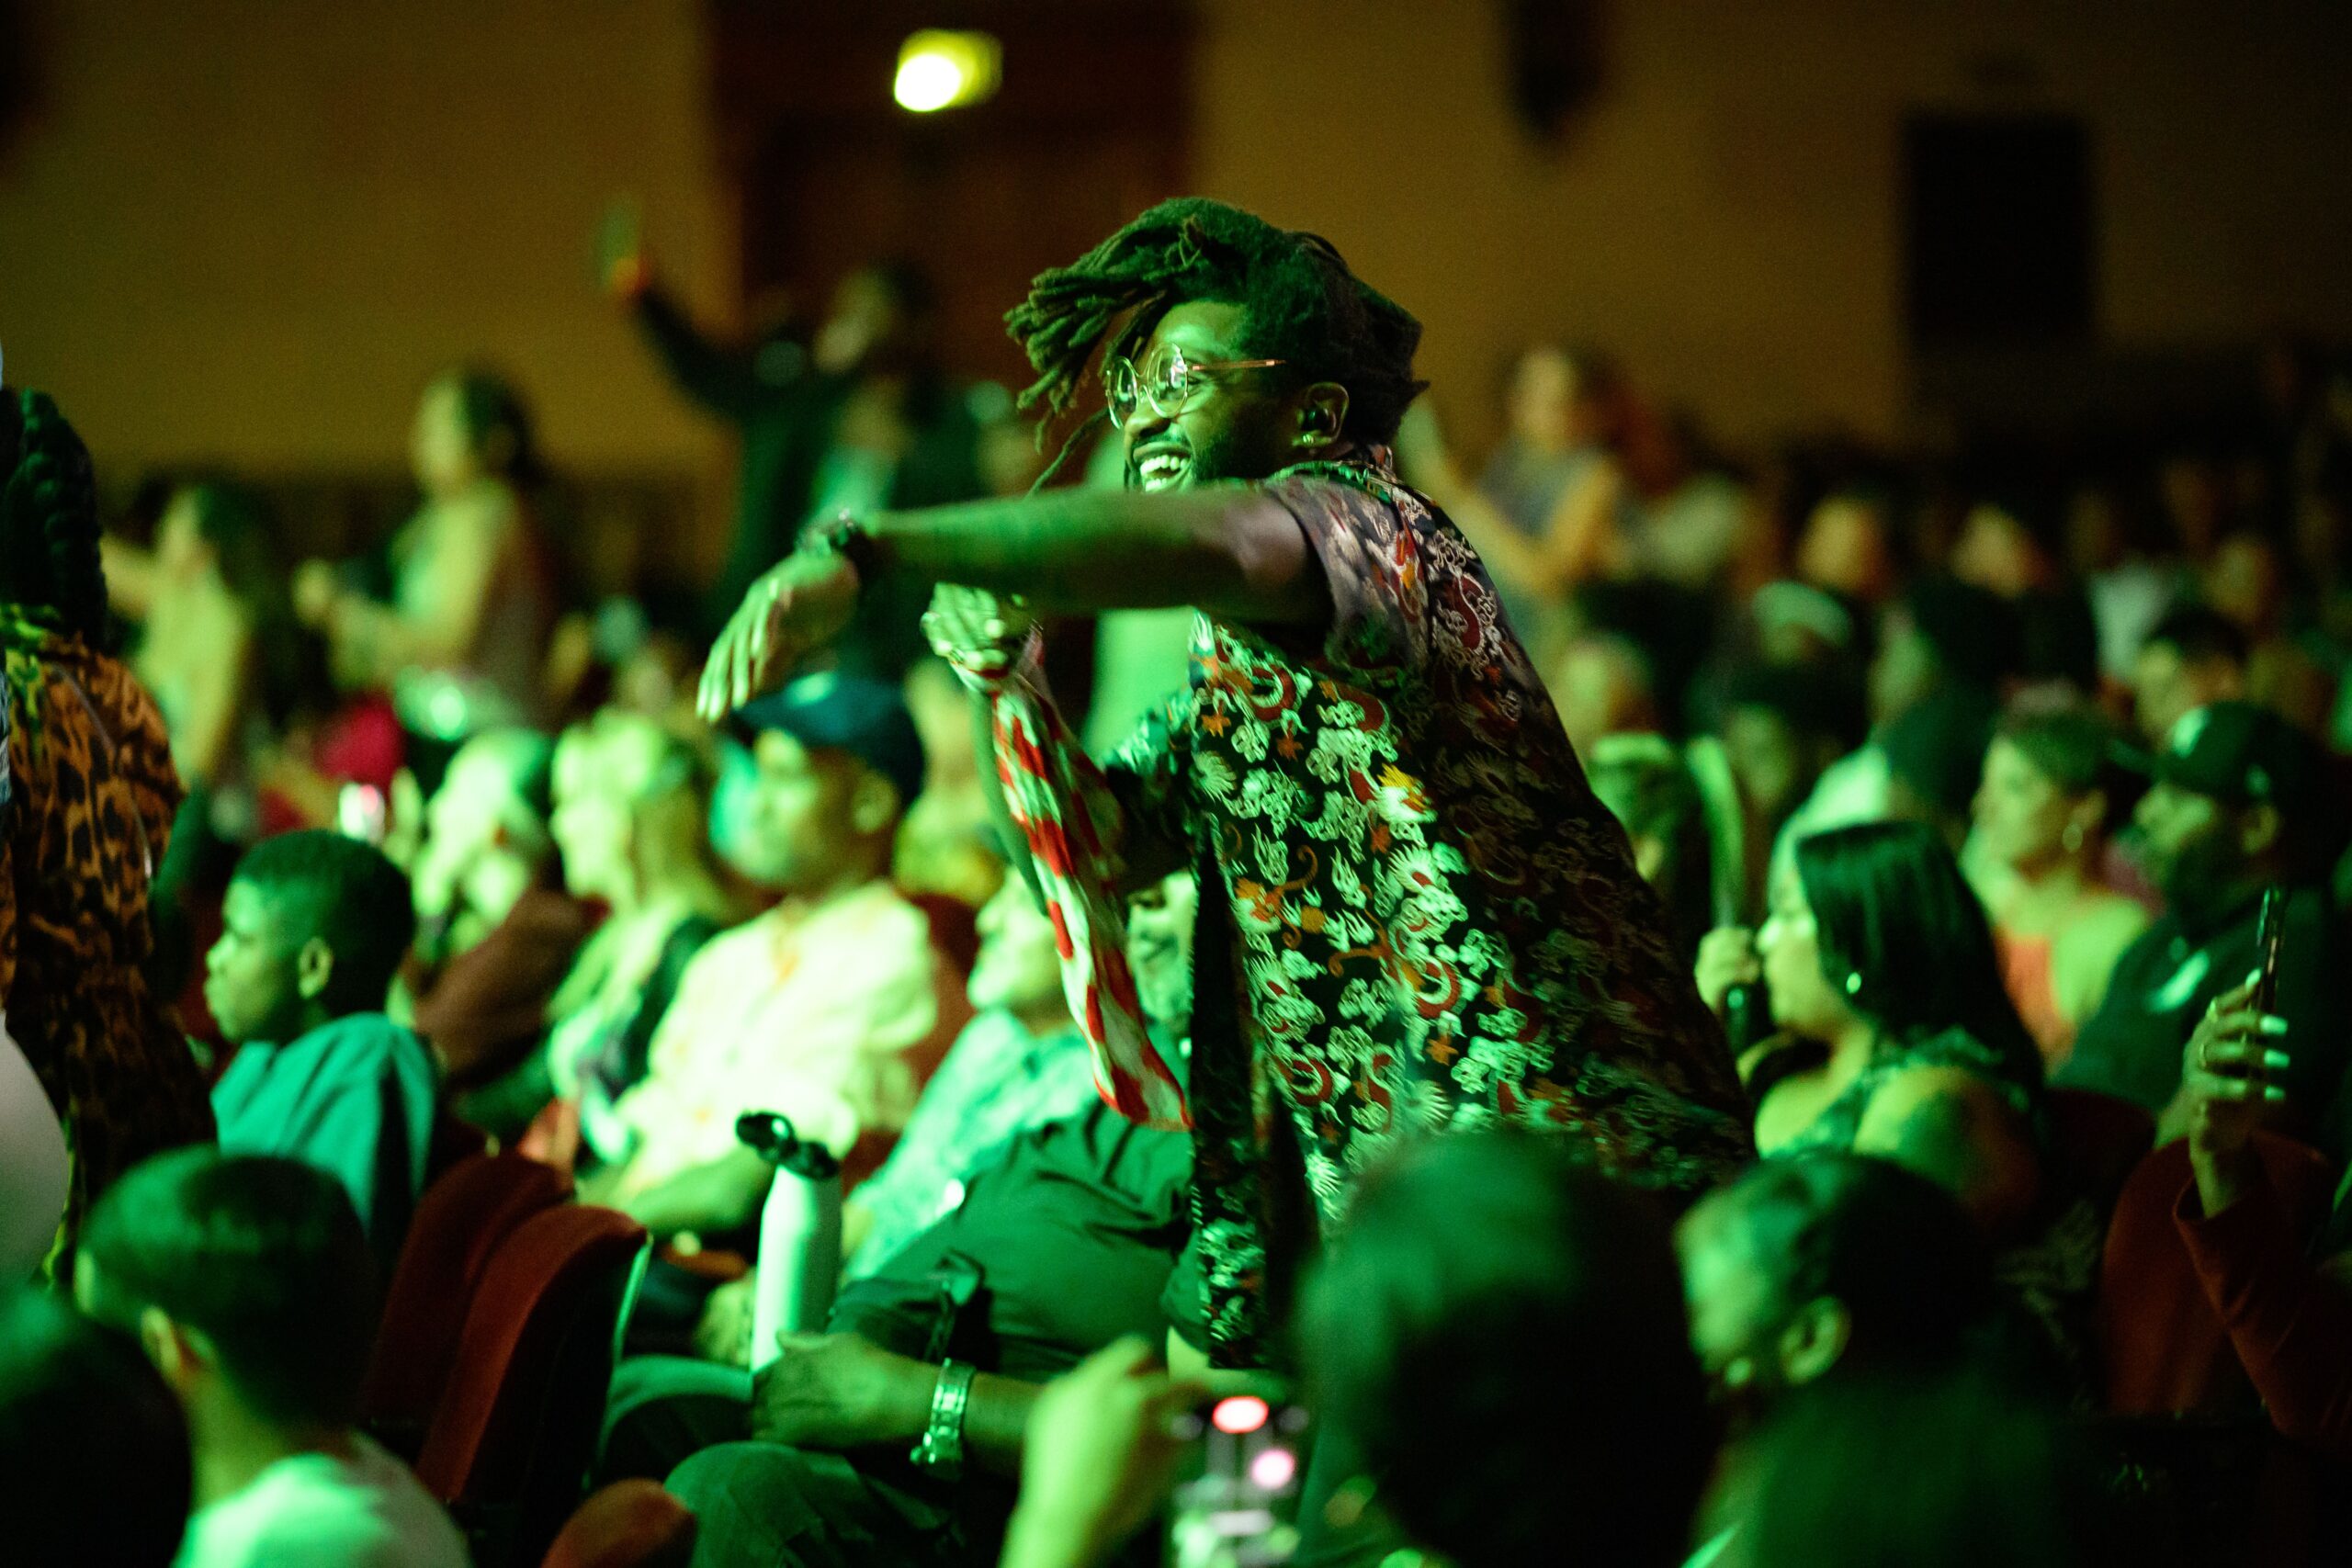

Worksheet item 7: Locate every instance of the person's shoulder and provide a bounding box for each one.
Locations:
[301,1012,427,1067]
[2063,892,2154,954]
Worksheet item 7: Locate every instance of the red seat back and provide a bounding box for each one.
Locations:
[364,1153,571,1455]
[540,1481,695,1568]
[417,1203,649,1567]
[2096,1131,2337,1415]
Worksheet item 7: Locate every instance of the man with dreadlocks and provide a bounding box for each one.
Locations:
[700,198,1749,1377]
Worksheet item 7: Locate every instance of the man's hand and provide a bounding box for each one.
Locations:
[1001,1337,1207,1568]
[922,582,1035,669]
[694,1276,758,1368]
[2183,973,2290,1214]
[696,547,864,719]
[749,1331,934,1450]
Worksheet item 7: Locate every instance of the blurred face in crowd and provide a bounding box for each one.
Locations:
[1550,637,1657,758]
[1126,870,1199,1032]
[1721,705,1812,833]
[814,268,914,377]
[2131,778,2263,908]
[1118,299,1320,492]
[717,730,888,896]
[409,377,486,498]
[205,879,316,1046]
[2131,641,2243,747]
[1757,869,1852,1043]
[1950,504,2046,599]
[1797,496,1895,604]
[549,719,687,908]
[2202,532,2283,636]
[413,743,545,925]
[154,489,215,588]
[1676,1189,1841,1413]
[1869,608,1939,728]
[966,879,1067,1021]
[1505,345,1609,453]
[1972,737,2097,876]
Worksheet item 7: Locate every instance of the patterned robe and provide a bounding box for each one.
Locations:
[1100,457,1751,1362]
[2,615,213,1271]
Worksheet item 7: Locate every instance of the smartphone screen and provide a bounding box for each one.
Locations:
[2253,886,2286,1015]
[1167,1394,1310,1568]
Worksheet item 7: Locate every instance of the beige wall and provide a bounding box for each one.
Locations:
[0,0,727,477]
[1190,0,2352,453]
[6,0,2349,483]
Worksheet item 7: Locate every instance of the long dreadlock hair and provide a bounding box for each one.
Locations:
[1006,198,1428,458]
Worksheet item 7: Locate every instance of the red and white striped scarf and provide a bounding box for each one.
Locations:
[940,628,1190,1131]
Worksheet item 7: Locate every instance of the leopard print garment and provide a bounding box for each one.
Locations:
[3,618,213,1271]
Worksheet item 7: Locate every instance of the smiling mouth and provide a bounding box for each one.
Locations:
[1135,449,1189,491]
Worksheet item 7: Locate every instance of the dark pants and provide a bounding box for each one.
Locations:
[666,1442,1004,1568]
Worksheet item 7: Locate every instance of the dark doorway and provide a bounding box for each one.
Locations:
[711,2,1195,388]
[1902,113,2095,348]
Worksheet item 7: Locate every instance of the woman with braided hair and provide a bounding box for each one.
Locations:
[697,198,1750,1375]
[0,388,212,1272]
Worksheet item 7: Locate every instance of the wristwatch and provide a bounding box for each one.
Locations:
[799,511,886,589]
[908,1359,977,1478]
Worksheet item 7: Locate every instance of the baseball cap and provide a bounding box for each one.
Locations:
[732,671,926,807]
[2137,701,2324,812]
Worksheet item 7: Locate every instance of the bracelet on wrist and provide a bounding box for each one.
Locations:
[909,1359,977,1478]
[800,512,885,592]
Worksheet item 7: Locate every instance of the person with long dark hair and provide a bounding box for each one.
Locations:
[1700,819,2044,1232]
[0,389,213,1270]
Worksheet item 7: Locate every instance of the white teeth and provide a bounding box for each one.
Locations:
[1137,452,1186,486]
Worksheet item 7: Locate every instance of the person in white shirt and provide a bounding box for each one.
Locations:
[74,1149,469,1568]
[581,672,954,1240]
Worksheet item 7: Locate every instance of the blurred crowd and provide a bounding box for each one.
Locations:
[5,230,2352,1568]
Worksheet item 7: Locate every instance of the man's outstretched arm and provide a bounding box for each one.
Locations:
[701,487,1328,717]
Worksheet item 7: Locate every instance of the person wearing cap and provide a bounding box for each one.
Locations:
[581,673,963,1245]
[2056,701,2350,1151]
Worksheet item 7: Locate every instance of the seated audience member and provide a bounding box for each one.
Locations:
[1003,1134,1713,1568]
[1696,821,2045,1235]
[1714,661,1866,914]
[1586,734,1738,964]
[206,832,434,1273]
[1948,484,2099,692]
[1769,577,2017,870]
[2201,528,2336,737]
[1677,1151,1997,1423]
[1878,682,1999,852]
[2171,998,2352,1461]
[1729,1370,2106,1568]
[1793,483,1902,607]
[405,727,598,1097]
[0,1285,191,1568]
[2057,702,2349,1146]
[836,874,1100,1280]
[500,711,733,1149]
[75,1151,468,1568]
[1676,1154,2006,1565]
[585,673,954,1238]
[2130,605,2248,747]
[1968,702,2150,1069]
[601,877,1201,1559]
[1547,632,1662,756]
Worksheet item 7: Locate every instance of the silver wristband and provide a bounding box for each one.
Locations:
[909,1359,977,1478]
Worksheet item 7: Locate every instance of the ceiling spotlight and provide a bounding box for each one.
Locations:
[894,30,1002,113]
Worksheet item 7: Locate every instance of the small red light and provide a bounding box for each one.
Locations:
[1211,1395,1271,1435]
